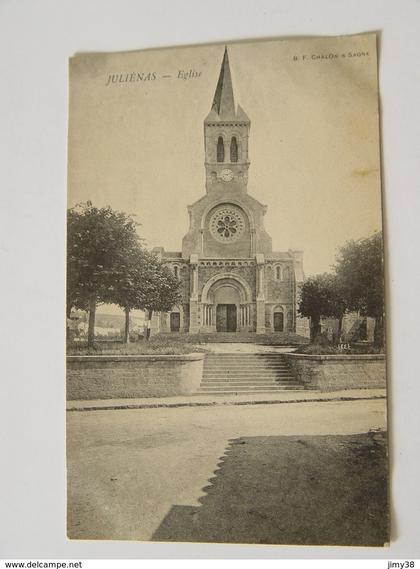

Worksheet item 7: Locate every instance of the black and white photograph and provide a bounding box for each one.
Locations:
[3,0,420,564]
[66,33,388,546]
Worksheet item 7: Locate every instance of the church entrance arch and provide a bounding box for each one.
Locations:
[214,285,239,332]
[201,273,253,333]
[216,304,237,332]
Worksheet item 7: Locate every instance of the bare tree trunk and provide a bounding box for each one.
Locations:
[87,293,96,348]
[124,307,130,344]
[311,316,321,343]
[146,309,153,340]
[337,315,343,344]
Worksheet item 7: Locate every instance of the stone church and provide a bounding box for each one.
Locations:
[153,48,308,336]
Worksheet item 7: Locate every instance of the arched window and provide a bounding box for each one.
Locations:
[217,137,224,162]
[174,266,179,279]
[230,137,238,162]
[275,266,281,280]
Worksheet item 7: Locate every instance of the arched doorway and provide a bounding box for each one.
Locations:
[214,285,239,332]
[273,307,284,332]
[170,312,180,332]
[201,273,253,333]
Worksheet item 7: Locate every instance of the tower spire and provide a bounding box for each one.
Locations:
[211,46,236,119]
[203,46,251,193]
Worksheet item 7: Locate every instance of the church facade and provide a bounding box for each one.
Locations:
[152,48,308,336]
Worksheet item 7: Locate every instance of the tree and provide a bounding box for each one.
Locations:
[112,249,181,342]
[140,255,182,340]
[298,273,346,342]
[334,232,385,347]
[67,202,142,347]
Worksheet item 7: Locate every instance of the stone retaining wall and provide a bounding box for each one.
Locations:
[283,353,386,391]
[67,354,205,400]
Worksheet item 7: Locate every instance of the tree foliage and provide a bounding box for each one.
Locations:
[112,248,181,341]
[67,202,142,345]
[67,203,141,305]
[299,232,385,346]
[298,273,346,341]
[67,202,182,345]
[334,232,384,345]
[112,249,180,313]
[138,253,182,339]
[334,232,384,318]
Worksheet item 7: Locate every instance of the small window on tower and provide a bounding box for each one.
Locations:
[217,137,224,162]
[276,266,281,280]
[230,137,238,162]
[174,266,179,279]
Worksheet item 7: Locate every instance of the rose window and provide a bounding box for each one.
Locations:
[209,206,245,243]
[217,215,237,237]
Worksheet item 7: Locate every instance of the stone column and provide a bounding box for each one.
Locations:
[208,303,215,331]
[250,229,256,255]
[239,304,244,329]
[240,304,251,330]
[180,305,184,332]
[256,254,266,334]
[200,229,204,255]
[202,304,213,330]
[189,254,199,334]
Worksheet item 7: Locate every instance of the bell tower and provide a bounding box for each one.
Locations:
[204,47,251,193]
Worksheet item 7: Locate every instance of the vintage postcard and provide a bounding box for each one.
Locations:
[67,33,388,545]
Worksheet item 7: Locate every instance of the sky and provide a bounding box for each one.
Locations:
[68,34,383,281]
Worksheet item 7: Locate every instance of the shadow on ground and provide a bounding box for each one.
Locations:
[152,432,389,546]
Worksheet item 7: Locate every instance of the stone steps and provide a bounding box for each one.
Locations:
[205,353,292,356]
[197,352,302,394]
[200,376,296,387]
[203,372,292,378]
[203,371,293,378]
[205,356,291,359]
[203,362,292,367]
[205,365,291,369]
[200,381,301,388]
[205,361,291,364]
[204,361,292,367]
[197,385,303,395]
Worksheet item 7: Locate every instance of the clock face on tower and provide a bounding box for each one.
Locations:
[221,168,234,182]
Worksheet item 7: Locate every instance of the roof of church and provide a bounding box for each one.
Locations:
[205,47,250,123]
[236,104,250,122]
[267,252,294,260]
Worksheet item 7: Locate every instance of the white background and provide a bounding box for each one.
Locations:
[1,0,419,560]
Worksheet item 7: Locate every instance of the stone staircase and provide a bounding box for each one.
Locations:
[197,353,303,394]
